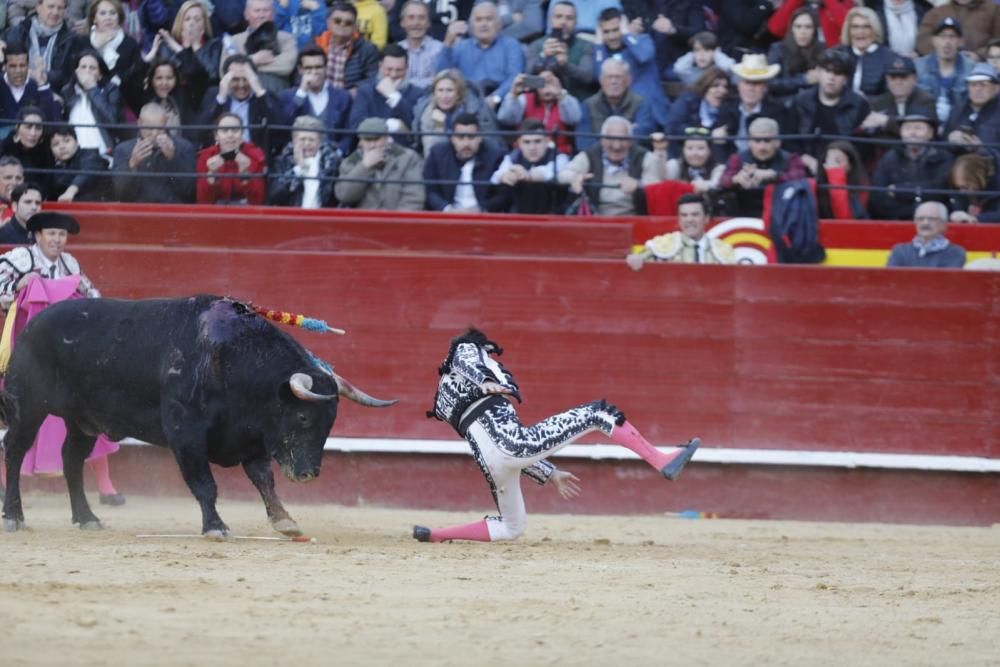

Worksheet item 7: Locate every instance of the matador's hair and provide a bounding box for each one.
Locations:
[436,327,503,376]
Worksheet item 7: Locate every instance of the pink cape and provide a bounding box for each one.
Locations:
[7,275,119,477]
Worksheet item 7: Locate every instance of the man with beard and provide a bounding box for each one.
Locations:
[424,111,506,212]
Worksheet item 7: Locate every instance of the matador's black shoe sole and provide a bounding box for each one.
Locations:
[661,438,700,481]
[413,525,431,542]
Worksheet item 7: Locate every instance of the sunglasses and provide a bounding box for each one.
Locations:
[331,17,354,26]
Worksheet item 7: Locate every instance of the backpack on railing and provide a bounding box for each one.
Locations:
[767,179,826,264]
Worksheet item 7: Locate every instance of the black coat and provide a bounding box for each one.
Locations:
[707,0,774,56]
[50,148,108,202]
[790,87,870,155]
[198,88,284,155]
[1,133,54,197]
[868,146,953,220]
[423,140,506,212]
[4,19,84,93]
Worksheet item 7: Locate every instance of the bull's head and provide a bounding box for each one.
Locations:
[276,372,398,482]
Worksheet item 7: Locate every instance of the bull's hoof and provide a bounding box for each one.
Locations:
[4,518,27,532]
[79,520,104,531]
[99,493,126,506]
[203,529,231,541]
[272,518,302,537]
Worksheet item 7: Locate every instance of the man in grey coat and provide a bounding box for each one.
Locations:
[334,117,425,211]
[111,102,196,204]
[886,201,967,269]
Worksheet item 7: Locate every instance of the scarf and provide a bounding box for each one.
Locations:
[92,27,125,72]
[28,17,61,73]
[912,235,950,258]
[885,1,917,56]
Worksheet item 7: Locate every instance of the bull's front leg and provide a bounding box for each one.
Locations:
[242,456,302,536]
[170,443,229,538]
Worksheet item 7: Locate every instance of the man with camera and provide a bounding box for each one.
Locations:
[111,102,196,203]
[525,1,595,101]
[497,70,581,155]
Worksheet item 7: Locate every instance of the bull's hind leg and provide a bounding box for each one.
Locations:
[3,407,49,532]
[242,456,302,537]
[63,423,102,530]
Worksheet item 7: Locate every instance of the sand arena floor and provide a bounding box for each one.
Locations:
[1,493,998,666]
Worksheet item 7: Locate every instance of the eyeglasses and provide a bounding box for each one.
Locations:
[331,17,354,26]
[684,127,710,136]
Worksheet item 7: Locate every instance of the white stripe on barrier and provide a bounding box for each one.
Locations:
[112,436,1000,473]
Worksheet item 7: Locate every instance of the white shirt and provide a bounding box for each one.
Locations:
[296,157,321,209]
[307,87,330,117]
[452,160,478,210]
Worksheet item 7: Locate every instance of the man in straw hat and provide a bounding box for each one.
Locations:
[713,52,788,157]
[0,211,126,506]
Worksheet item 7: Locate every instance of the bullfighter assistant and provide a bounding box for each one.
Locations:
[414,328,699,543]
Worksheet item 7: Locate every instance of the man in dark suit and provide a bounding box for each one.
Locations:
[111,102,196,203]
[347,44,424,150]
[0,42,62,141]
[423,112,506,213]
[279,45,353,155]
[199,54,284,157]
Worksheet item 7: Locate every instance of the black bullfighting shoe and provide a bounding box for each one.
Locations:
[661,438,701,481]
[99,493,127,506]
[413,525,432,542]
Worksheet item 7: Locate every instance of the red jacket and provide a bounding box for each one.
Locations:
[195,142,266,206]
[523,93,574,155]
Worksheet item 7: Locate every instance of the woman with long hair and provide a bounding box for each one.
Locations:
[664,67,729,155]
[665,129,725,195]
[948,152,1000,224]
[817,140,868,219]
[86,0,142,89]
[61,48,123,158]
[142,0,221,91]
[767,7,824,100]
[413,69,498,157]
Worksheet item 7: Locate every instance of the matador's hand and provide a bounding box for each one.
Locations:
[481,381,512,396]
[551,470,581,499]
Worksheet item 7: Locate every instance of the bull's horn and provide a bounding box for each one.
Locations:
[332,372,398,408]
[289,373,337,402]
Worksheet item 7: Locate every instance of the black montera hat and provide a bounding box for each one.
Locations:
[27,211,81,234]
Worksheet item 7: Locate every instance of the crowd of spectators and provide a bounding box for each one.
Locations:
[0,0,997,225]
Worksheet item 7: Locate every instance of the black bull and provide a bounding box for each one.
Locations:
[0,295,396,536]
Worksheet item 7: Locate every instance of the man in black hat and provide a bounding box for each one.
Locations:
[0,211,97,308]
[869,109,954,220]
[0,183,43,246]
[863,56,937,139]
[915,17,976,122]
[944,62,1000,153]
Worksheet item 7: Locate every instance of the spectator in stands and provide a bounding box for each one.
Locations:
[948,152,1000,223]
[915,17,974,125]
[986,37,1000,73]
[413,68,498,157]
[273,0,327,50]
[665,128,724,195]
[944,63,1000,155]
[767,0,852,48]
[315,2,379,94]
[135,59,195,137]
[524,0,595,101]
[816,140,868,219]
[61,49,123,159]
[225,0,298,95]
[268,114,339,208]
[497,70,580,156]
[544,0,621,37]
[1,107,54,196]
[279,45,352,155]
[871,0,931,58]
[396,0,443,91]
[869,109,953,220]
[713,54,787,157]
[0,42,62,142]
[577,59,653,152]
[790,47,870,164]
[665,67,728,155]
[886,200,967,267]
[626,193,735,268]
[436,1,524,110]
[593,6,670,133]
[353,0,388,49]
[7,0,86,29]
[111,101,196,202]
[142,0,222,97]
[200,55,283,157]
[348,44,424,146]
[87,0,141,90]
[840,6,896,98]
[137,0,181,52]
[49,124,107,202]
[0,182,42,245]
[424,111,506,213]
[766,7,823,101]
[0,157,25,223]
[712,0,773,56]
[719,117,808,218]
[558,115,665,217]
[623,0,705,80]
[916,0,1000,58]
[672,31,735,87]
[862,56,935,141]
[4,0,84,94]
[335,116,425,211]
[195,111,267,205]
[490,119,569,214]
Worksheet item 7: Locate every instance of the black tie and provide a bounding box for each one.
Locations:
[694,244,701,264]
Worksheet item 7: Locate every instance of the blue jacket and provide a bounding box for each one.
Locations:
[274,0,327,50]
[348,81,424,149]
[279,84,353,155]
[423,140,507,212]
[887,241,966,268]
[594,33,671,129]
[435,35,524,99]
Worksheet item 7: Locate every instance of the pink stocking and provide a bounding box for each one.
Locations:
[429,519,492,543]
[610,421,697,479]
[87,456,117,495]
